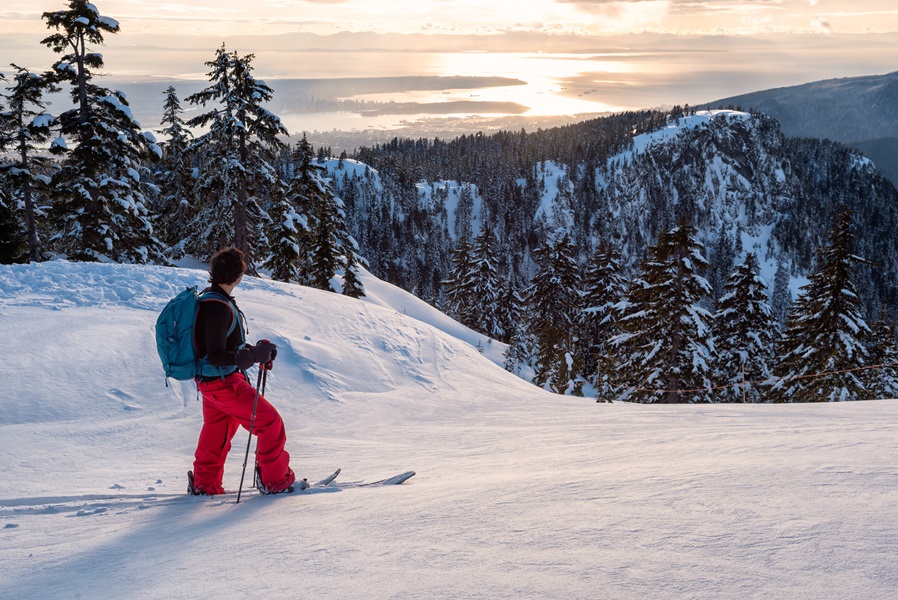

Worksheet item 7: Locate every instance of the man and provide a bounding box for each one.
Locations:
[189,247,296,495]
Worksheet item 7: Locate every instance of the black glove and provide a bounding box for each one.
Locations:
[257,339,277,370]
[234,340,277,370]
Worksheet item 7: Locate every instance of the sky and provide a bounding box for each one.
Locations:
[2,1,897,132]
[4,0,898,37]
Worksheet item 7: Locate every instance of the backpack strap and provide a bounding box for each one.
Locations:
[193,290,248,381]
[198,290,246,345]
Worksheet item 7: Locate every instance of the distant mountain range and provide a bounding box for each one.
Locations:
[704,71,898,188]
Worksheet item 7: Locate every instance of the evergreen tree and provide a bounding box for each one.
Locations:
[503,322,533,377]
[0,193,23,264]
[495,277,525,345]
[185,44,287,263]
[528,233,584,395]
[443,235,477,327]
[268,137,315,282]
[708,223,736,304]
[0,66,58,262]
[42,1,163,263]
[771,260,792,328]
[773,210,871,402]
[154,85,194,257]
[865,316,898,399]
[611,218,714,403]
[262,184,305,282]
[455,183,474,240]
[281,135,352,291]
[341,248,366,298]
[309,195,340,291]
[581,241,628,400]
[470,222,502,338]
[713,253,777,402]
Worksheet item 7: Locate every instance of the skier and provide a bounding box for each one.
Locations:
[189,247,296,495]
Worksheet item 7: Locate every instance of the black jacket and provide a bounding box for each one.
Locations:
[194,284,245,368]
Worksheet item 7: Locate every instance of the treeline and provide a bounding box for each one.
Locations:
[441,210,898,402]
[0,1,362,296]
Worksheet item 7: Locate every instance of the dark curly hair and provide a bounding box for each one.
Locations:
[209,248,247,285]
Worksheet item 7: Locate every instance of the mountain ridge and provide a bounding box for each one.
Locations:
[704,70,898,188]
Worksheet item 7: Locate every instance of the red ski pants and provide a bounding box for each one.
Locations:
[192,371,294,495]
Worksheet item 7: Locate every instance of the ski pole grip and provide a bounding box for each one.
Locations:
[259,339,274,371]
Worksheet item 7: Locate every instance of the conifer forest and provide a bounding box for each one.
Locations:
[2,1,897,402]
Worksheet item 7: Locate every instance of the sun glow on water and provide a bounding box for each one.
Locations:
[340,52,639,117]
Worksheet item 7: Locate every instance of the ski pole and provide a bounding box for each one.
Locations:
[251,363,268,489]
[237,365,266,504]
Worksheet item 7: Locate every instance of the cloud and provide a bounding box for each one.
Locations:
[811,16,832,33]
[556,0,784,3]
[558,0,672,32]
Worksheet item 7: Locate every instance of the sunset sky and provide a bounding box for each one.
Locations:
[4,0,898,36]
[2,1,897,129]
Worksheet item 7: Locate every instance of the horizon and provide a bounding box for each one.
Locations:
[3,1,898,140]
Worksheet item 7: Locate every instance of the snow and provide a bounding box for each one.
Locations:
[97,15,119,29]
[30,113,54,129]
[532,161,573,230]
[98,94,138,125]
[1,261,897,599]
[415,179,484,240]
[606,110,751,170]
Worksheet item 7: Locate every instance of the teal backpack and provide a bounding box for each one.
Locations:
[155,286,245,382]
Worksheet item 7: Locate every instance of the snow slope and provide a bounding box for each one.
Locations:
[1,262,897,599]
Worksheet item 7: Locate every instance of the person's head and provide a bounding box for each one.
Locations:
[209,247,247,286]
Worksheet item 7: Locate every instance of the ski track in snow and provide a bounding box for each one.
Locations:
[1,262,897,600]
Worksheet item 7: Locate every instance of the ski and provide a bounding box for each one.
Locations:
[314,468,342,486]
[295,468,342,491]
[0,468,410,514]
[187,468,342,497]
[330,470,416,488]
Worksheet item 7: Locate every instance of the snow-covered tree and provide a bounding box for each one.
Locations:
[282,135,354,292]
[496,277,526,346]
[443,235,477,327]
[470,222,502,338]
[341,248,366,298]
[264,138,312,282]
[865,316,898,399]
[773,210,871,402]
[0,65,58,262]
[611,218,715,403]
[309,192,341,291]
[770,260,792,328]
[42,1,163,263]
[581,241,628,400]
[707,223,737,304]
[153,85,194,257]
[262,183,304,282]
[185,44,287,263]
[528,233,584,395]
[713,253,777,402]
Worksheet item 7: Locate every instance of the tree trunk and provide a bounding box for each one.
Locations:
[74,35,89,125]
[19,122,40,262]
[234,119,253,272]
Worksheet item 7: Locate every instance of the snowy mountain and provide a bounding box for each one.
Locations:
[706,71,898,188]
[1,261,897,599]
[337,110,898,321]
